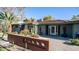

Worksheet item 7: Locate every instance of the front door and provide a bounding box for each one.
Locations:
[58,25,60,36]
[46,25,48,35]
[49,26,56,35]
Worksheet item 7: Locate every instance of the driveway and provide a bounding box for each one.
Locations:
[50,38,79,51]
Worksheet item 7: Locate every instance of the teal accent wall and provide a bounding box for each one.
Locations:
[72,24,79,38]
[66,24,73,38]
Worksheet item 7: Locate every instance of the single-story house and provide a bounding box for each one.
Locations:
[12,20,79,38]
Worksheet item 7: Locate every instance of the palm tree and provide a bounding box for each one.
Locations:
[0,12,15,32]
[23,18,29,22]
[30,17,35,22]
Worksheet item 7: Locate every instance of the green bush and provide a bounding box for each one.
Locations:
[20,29,30,36]
[0,47,7,51]
[71,39,79,45]
[31,34,39,37]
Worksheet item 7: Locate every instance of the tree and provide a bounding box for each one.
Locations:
[71,15,79,21]
[24,17,35,24]
[0,7,16,16]
[0,12,15,32]
[43,16,54,21]
[0,7,25,40]
[23,18,28,22]
[0,7,17,32]
[37,19,42,22]
[71,15,76,20]
[30,17,35,22]
[0,7,25,32]
[16,7,25,21]
[23,18,29,23]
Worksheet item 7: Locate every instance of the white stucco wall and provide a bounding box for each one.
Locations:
[34,25,38,34]
[66,25,73,38]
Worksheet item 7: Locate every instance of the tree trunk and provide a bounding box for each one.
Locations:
[8,24,12,32]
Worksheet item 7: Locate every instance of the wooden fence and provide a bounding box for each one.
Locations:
[8,33,51,51]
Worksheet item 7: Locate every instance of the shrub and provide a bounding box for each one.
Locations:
[70,39,79,45]
[0,47,7,51]
[31,34,39,38]
[20,29,30,36]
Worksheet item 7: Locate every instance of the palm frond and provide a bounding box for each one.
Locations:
[0,12,5,19]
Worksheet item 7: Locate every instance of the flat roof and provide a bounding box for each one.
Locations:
[38,20,69,25]
[12,20,79,25]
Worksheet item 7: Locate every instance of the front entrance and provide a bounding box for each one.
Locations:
[58,25,60,36]
[49,26,56,35]
[62,26,68,37]
[46,25,48,35]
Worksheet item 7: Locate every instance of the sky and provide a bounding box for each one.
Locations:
[24,7,79,20]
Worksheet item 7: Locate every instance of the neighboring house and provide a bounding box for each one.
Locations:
[12,20,79,38]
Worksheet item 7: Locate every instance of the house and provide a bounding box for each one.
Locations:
[12,20,79,38]
[37,20,72,37]
[26,20,79,38]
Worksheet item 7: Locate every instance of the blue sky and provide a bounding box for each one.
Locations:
[24,7,79,20]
